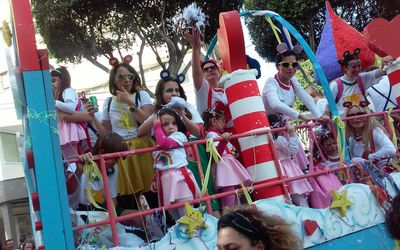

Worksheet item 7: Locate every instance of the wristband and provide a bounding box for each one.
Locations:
[129,104,137,112]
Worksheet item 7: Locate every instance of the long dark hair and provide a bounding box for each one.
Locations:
[154,79,187,111]
[157,108,187,135]
[202,108,224,131]
[386,194,400,239]
[108,64,141,96]
[92,132,128,155]
[51,66,71,101]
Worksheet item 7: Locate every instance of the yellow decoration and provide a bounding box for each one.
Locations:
[395,239,400,250]
[83,160,105,210]
[177,202,207,238]
[330,189,352,217]
[1,20,12,47]
[343,93,361,106]
[332,116,346,165]
[200,138,222,196]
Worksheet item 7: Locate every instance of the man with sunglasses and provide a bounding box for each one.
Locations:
[262,50,323,121]
[186,27,232,128]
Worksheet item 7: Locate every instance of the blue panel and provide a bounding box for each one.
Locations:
[23,70,74,249]
[307,224,395,250]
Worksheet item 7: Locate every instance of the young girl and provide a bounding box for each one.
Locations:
[52,67,87,160]
[308,127,343,208]
[345,104,396,163]
[202,109,252,209]
[268,114,313,207]
[151,108,200,221]
[67,132,128,210]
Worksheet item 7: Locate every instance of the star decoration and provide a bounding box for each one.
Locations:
[330,189,352,217]
[177,202,207,238]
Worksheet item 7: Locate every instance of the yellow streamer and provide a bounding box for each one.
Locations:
[240,182,253,205]
[83,161,106,211]
[332,116,346,165]
[386,107,397,145]
[265,17,282,44]
[200,138,222,197]
[395,239,400,250]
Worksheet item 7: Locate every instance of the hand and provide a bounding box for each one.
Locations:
[185,26,201,49]
[153,115,161,126]
[221,132,232,140]
[78,152,93,163]
[174,107,187,119]
[150,181,158,192]
[286,122,296,136]
[116,86,133,106]
[318,114,330,122]
[381,55,393,68]
[84,101,97,116]
[298,113,316,121]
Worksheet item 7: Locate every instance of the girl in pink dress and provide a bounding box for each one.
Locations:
[268,114,313,207]
[52,67,86,160]
[308,126,343,208]
[151,108,200,221]
[202,109,252,209]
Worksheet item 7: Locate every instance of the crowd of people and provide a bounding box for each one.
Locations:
[48,25,399,247]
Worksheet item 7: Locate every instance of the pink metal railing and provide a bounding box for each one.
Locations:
[68,109,400,246]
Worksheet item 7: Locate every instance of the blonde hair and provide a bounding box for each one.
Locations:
[345,105,388,152]
[306,85,324,98]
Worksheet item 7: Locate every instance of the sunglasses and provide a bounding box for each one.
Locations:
[347,112,367,117]
[278,61,299,69]
[343,100,369,108]
[202,65,218,72]
[117,73,136,81]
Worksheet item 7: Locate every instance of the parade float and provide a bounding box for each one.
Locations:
[2,0,400,249]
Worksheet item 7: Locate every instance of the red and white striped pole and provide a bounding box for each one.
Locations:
[386,58,400,106]
[222,69,286,201]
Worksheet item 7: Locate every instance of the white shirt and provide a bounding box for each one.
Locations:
[262,76,321,118]
[102,90,152,139]
[153,132,188,170]
[330,70,381,116]
[205,131,234,156]
[367,76,396,112]
[195,79,233,128]
[348,127,395,160]
[55,87,79,114]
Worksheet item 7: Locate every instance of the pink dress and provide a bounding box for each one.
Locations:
[308,157,343,208]
[275,135,313,195]
[206,129,252,188]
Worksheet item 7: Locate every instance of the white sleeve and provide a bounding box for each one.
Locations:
[263,77,299,118]
[205,131,219,148]
[101,97,112,121]
[138,90,153,107]
[361,70,382,90]
[195,79,209,115]
[170,132,188,146]
[293,78,321,118]
[55,88,78,113]
[187,103,204,124]
[275,135,299,156]
[368,128,396,160]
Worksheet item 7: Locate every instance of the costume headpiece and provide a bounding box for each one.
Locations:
[338,48,361,66]
[342,93,369,108]
[160,69,185,84]
[109,55,133,68]
[276,43,303,55]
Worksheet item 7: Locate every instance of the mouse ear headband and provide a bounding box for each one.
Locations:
[276,43,303,55]
[338,48,361,66]
[160,69,185,84]
[109,55,133,68]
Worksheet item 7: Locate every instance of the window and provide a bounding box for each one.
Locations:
[1,133,20,162]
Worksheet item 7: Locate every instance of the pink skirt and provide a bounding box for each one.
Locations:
[281,159,313,195]
[160,167,200,205]
[309,164,343,208]
[57,120,86,145]
[214,154,252,188]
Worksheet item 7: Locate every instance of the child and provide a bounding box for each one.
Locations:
[309,126,343,208]
[306,85,329,116]
[67,132,128,210]
[52,67,87,160]
[151,108,200,221]
[202,109,252,209]
[385,195,400,246]
[345,104,396,163]
[268,114,313,207]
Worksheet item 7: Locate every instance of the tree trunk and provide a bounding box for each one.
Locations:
[308,18,316,52]
[84,56,110,73]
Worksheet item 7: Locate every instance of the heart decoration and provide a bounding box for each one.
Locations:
[304,219,319,236]
[363,14,400,58]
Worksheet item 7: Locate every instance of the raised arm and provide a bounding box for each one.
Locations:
[186,27,203,91]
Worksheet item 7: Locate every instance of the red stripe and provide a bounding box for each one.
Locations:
[396,96,400,107]
[388,69,400,86]
[241,147,274,167]
[233,111,269,133]
[252,177,284,199]
[225,80,260,104]
[180,167,196,197]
